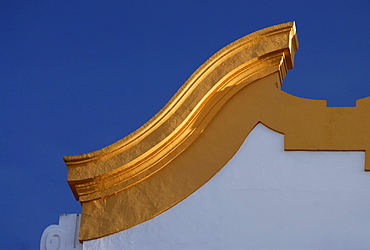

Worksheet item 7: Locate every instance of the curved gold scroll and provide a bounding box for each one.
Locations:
[64,22,370,241]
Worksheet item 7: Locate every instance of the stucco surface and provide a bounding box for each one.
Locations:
[83,124,370,249]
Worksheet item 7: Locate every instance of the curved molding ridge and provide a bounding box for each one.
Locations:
[63,22,370,241]
[65,22,297,199]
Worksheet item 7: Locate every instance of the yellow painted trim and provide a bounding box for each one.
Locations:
[63,22,370,241]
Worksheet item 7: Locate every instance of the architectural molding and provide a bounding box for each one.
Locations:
[40,214,82,250]
[63,22,370,241]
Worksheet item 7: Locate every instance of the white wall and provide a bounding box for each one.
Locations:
[83,124,370,250]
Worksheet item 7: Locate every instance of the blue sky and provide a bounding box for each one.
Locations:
[1,1,369,249]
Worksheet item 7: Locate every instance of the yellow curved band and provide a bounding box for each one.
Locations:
[64,22,370,241]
